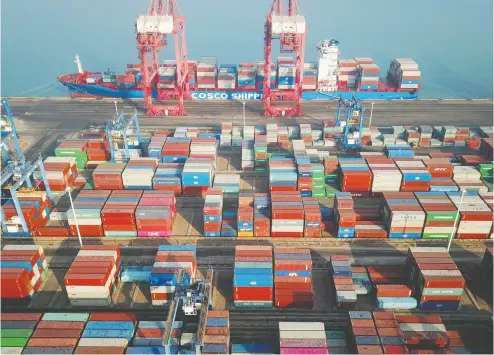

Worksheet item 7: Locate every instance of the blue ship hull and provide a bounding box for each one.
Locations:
[62,82,419,101]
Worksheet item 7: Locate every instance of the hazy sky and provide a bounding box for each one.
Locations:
[2,0,493,98]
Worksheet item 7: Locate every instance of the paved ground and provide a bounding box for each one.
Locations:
[6,98,494,127]
[4,98,492,161]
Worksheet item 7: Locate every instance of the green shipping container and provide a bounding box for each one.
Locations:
[269,152,292,159]
[0,329,33,338]
[234,301,272,308]
[421,288,464,296]
[422,233,452,239]
[325,331,346,339]
[351,273,370,280]
[425,212,457,221]
[0,338,29,347]
[478,163,493,177]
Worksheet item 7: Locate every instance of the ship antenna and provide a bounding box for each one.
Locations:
[75,54,84,74]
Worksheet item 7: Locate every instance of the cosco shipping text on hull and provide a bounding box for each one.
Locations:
[63,84,419,100]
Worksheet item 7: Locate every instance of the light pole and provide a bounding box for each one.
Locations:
[66,187,83,247]
[369,102,374,127]
[447,189,466,253]
[242,101,246,128]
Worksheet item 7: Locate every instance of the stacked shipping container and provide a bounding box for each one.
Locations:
[55,140,88,169]
[348,311,383,354]
[135,191,176,237]
[274,248,313,308]
[2,192,53,236]
[415,192,457,239]
[67,190,111,237]
[153,162,183,195]
[64,245,121,307]
[330,255,356,309]
[162,137,191,163]
[182,157,215,197]
[237,193,254,238]
[372,311,407,354]
[1,245,48,299]
[0,313,39,354]
[375,285,416,310]
[279,322,328,355]
[122,158,158,189]
[93,163,126,189]
[150,245,196,306]
[406,247,465,310]
[447,191,492,239]
[271,191,304,237]
[102,190,142,237]
[395,314,449,349]
[203,188,223,237]
[203,311,230,354]
[79,313,135,352]
[41,157,79,191]
[383,192,425,239]
[234,245,273,308]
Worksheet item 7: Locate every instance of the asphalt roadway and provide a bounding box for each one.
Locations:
[6,97,494,128]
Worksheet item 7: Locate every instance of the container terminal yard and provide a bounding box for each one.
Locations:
[1,96,493,355]
[1,0,493,353]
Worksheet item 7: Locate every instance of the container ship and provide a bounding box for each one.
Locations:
[58,40,421,101]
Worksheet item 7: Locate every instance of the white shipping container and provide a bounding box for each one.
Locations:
[271,225,304,233]
[399,323,447,333]
[153,261,194,270]
[150,286,176,293]
[279,322,325,331]
[67,290,111,299]
[77,249,118,259]
[279,330,327,340]
[0,347,24,355]
[421,270,462,277]
[77,338,129,347]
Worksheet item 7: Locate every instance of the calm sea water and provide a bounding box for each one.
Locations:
[2,0,493,99]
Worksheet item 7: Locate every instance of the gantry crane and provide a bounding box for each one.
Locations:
[1,98,25,167]
[136,0,190,116]
[263,0,307,117]
[1,157,54,236]
[106,109,142,162]
[336,95,364,149]
[163,268,214,355]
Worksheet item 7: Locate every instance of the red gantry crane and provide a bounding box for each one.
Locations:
[263,0,307,117]
[136,0,190,116]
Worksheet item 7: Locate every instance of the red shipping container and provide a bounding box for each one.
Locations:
[74,347,126,354]
[33,328,82,338]
[377,328,402,337]
[384,345,409,354]
[353,327,378,336]
[37,321,85,329]
[234,287,273,301]
[421,276,465,289]
[376,285,413,297]
[27,338,79,347]
[374,319,399,328]
[401,331,449,347]
[205,327,228,336]
[1,313,42,321]
[419,295,461,302]
[351,319,375,328]
[64,271,112,287]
